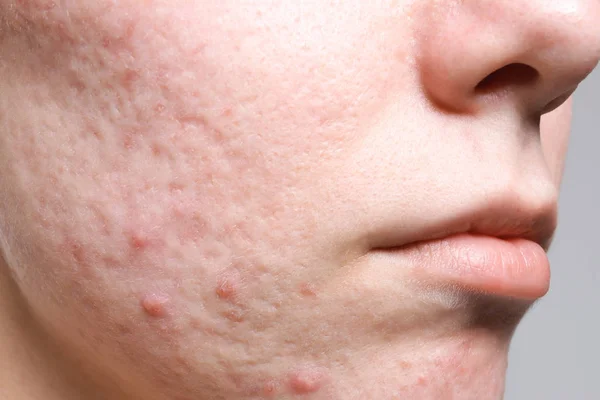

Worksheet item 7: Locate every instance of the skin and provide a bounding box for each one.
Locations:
[0,1,599,399]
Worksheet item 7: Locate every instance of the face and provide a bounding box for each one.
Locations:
[0,1,598,399]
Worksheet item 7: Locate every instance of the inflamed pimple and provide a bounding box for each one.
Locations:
[288,366,328,395]
[141,293,170,317]
[215,269,242,300]
[299,282,317,298]
[128,232,150,251]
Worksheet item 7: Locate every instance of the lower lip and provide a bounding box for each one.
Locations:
[383,234,551,300]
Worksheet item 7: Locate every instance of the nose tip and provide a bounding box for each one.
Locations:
[417,0,600,114]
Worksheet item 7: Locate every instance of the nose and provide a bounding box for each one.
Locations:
[416,0,600,115]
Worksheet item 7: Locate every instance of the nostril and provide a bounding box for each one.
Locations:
[475,63,540,94]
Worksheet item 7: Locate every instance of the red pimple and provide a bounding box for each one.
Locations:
[129,232,150,250]
[122,69,139,89]
[288,367,327,394]
[216,278,237,300]
[151,143,163,157]
[215,269,242,301]
[299,282,317,297]
[221,309,245,323]
[141,294,170,317]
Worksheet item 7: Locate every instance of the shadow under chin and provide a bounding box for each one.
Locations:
[461,292,534,338]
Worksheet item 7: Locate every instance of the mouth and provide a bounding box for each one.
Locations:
[372,233,550,301]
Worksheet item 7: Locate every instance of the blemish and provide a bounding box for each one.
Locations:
[141,293,170,317]
[151,143,163,157]
[101,255,120,269]
[299,282,317,298]
[122,69,139,89]
[222,308,245,323]
[123,133,134,149]
[256,264,269,273]
[215,269,242,301]
[288,366,328,394]
[262,380,278,397]
[168,181,185,193]
[129,232,150,251]
[70,242,85,263]
[116,323,132,335]
[91,130,102,140]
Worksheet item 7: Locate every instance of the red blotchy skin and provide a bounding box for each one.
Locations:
[0,1,593,399]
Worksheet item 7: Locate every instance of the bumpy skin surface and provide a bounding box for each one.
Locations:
[0,1,598,399]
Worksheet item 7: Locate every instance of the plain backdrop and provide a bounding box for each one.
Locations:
[505,67,599,399]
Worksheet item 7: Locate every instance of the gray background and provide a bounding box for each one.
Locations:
[506,68,599,399]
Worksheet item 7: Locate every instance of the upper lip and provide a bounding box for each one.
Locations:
[372,195,558,252]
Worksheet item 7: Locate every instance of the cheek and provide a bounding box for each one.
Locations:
[0,1,406,393]
[540,97,572,186]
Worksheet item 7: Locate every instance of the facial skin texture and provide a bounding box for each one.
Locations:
[0,1,599,399]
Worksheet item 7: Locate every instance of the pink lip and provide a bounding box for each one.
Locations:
[385,233,551,300]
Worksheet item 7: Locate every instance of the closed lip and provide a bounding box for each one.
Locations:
[369,197,557,300]
[375,232,551,300]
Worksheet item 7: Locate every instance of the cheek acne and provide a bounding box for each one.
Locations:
[140,293,170,317]
[288,366,328,395]
[215,269,242,301]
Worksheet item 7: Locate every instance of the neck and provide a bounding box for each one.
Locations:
[0,256,124,400]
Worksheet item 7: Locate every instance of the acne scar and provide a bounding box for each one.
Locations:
[141,293,170,317]
[288,366,328,394]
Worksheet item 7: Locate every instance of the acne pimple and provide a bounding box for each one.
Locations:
[69,242,86,264]
[299,282,317,297]
[221,309,245,323]
[151,143,163,157]
[129,232,150,250]
[215,269,241,300]
[141,293,170,317]
[288,366,328,394]
[262,380,278,397]
[121,69,139,89]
